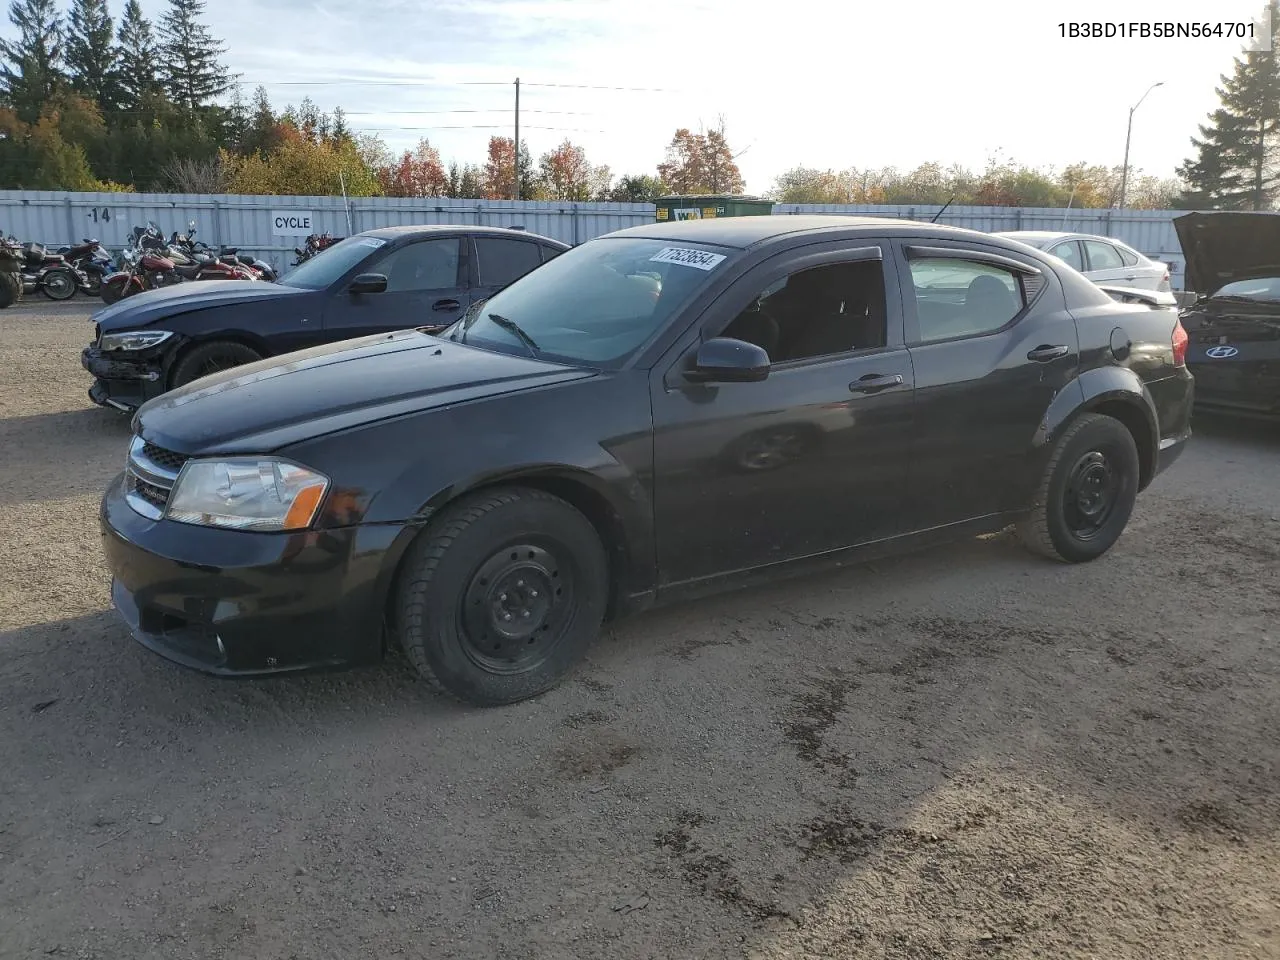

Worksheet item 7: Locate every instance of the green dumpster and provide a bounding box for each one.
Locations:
[654,194,775,223]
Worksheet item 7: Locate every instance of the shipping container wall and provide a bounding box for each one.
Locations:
[0,192,657,274]
[0,191,1198,288]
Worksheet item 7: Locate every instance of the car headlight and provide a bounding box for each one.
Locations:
[99,330,173,351]
[166,458,330,532]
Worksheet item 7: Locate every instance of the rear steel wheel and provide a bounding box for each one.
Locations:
[1018,413,1140,563]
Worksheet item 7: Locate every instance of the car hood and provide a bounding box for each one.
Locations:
[92,281,311,332]
[1174,212,1280,297]
[134,330,598,454]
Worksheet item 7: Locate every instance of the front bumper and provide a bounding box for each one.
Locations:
[82,345,169,411]
[100,472,407,676]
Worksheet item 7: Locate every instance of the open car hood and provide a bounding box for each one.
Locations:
[1174,211,1280,297]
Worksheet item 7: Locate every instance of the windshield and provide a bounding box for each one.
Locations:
[1212,277,1280,302]
[447,237,736,368]
[283,234,387,289]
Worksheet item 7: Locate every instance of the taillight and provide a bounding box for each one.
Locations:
[1172,317,1188,366]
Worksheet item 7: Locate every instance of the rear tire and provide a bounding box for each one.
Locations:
[41,268,77,300]
[0,271,18,308]
[396,487,608,706]
[169,341,262,388]
[1018,413,1140,563]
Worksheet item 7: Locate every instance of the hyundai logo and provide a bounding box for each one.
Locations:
[1205,345,1239,359]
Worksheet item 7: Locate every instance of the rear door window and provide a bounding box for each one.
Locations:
[1048,240,1083,271]
[908,258,1027,343]
[474,237,543,287]
[1083,240,1124,271]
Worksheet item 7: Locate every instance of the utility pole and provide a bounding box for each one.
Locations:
[513,77,521,201]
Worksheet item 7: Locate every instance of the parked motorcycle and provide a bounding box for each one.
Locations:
[99,223,186,304]
[0,237,23,308]
[293,232,342,265]
[173,221,277,281]
[56,238,114,297]
[6,237,82,301]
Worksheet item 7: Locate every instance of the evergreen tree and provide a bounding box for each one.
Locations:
[65,0,119,113]
[0,0,65,123]
[1178,0,1280,209]
[115,0,157,108]
[330,105,349,143]
[158,0,231,111]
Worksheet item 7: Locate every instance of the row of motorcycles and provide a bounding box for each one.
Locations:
[100,221,277,305]
[0,219,281,308]
[0,236,112,307]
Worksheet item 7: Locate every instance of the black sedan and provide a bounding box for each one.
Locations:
[1175,211,1280,419]
[81,225,569,411]
[99,216,1194,706]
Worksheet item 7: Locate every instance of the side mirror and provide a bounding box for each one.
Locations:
[348,273,387,295]
[685,337,770,384]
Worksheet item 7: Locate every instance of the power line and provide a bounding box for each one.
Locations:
[240,78,676,92]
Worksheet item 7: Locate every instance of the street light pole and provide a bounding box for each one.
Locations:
[1118,81,1164,209]
[513,77,521,201]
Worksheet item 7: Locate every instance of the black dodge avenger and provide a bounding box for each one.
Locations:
[100,216,1194,705]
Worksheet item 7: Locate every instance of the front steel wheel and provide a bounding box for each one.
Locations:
[396,487,608,705]
[1018,413,1140,563]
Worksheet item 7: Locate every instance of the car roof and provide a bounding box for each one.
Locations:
[358,224,569,248]
[998,230,1138,250]
[605,215,1009,250]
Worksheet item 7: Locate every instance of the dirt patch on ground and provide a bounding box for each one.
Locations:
[2,302,1279,958]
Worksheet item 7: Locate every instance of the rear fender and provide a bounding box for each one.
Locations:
[1034,365,1160,491]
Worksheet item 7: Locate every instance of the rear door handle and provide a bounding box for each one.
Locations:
[1124,275,1137,281]
[432,299,461,311]
[849,373,904,394]
[1027,344,1069,362]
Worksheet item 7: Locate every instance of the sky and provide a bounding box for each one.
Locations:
[18,0,1280,192]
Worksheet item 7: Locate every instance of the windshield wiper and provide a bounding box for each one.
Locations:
[486,313,540,357]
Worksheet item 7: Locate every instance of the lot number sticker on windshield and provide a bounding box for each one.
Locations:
[357,237,386,248]
[649,247,726,271]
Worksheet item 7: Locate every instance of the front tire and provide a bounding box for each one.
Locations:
[396,487,609,706]
[169,341,262,388]
[1018,413,1140,563]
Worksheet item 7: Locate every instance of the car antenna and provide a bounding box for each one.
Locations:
[930,197,955,223]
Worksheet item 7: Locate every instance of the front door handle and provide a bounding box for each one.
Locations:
[432,298,461,311]
[1124,275,1137,281]
[849,373,904,394]
[1027,344,1069,362]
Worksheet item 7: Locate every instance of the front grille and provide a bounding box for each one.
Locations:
[128,474,170,510]
[142,442,189,473]
[124,435,185,519]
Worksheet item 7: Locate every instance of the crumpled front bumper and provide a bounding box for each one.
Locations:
[82,345,165,411]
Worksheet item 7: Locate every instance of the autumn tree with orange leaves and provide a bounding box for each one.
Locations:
[657,121,745,194]
[535,138,611,201]
[483,136,535,199]
[378,138,448,197]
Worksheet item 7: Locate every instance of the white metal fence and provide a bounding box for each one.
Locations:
[0,191,1197,287]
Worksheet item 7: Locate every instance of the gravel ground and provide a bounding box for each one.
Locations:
[1,301,1278,959]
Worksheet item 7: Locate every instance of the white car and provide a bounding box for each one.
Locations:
[994,231,1171,292]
